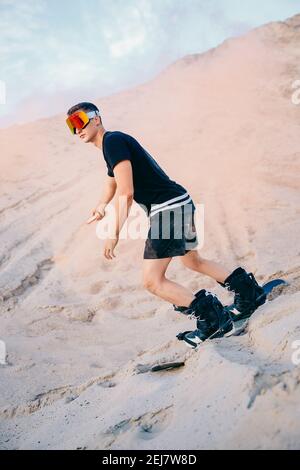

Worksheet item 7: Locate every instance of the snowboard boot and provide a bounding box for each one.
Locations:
[219,267,267,321]
[173,289,213,314]
[176,289,235,348]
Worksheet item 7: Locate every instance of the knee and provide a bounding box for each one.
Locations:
[143,276,161,294]
[181,254,204,270]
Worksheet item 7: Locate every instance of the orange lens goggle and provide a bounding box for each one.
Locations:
[66,110,99,135]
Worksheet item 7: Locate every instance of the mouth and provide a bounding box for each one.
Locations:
[80,134,86,139]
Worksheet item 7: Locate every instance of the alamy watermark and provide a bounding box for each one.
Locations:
[95,201,205,249]
[0,340,7,365]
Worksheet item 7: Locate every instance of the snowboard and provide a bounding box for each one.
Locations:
[176,278,288,347]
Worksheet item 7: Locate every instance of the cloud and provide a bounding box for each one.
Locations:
[0,0,299,128]
[110,32,146,58]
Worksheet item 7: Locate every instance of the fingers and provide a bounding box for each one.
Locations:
[86,214,98,224]
[103,247,116,260]
[94,209,105,218]
[86,211,104,224]
[95,210,104,220]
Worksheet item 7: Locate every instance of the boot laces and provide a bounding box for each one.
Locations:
[187,290,216,320]
[188,292,221,324]
[187,311,205,321]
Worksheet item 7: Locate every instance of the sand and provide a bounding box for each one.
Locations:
[0,13,300,450]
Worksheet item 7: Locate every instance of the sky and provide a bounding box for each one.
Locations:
[0,0,299,128]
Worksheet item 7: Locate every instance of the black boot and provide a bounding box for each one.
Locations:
[176,289,235,348]
[220,267,266,321]
[173,289,210,314]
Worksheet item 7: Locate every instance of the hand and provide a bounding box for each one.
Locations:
[86,205,106,224]
[103,237,119,260]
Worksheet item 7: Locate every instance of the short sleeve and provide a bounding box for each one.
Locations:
[104,134,132,177]
[106,161,114,177]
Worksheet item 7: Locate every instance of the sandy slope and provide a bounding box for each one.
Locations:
[1,14,300,449]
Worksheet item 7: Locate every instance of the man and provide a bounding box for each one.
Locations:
[66,102,266,348]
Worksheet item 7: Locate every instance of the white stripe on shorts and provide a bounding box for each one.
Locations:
[150,196,192,217]
[150,192,189,212]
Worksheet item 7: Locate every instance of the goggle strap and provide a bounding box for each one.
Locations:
[86,111,100,119]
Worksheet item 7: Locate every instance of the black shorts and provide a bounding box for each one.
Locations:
[143,201,198,259]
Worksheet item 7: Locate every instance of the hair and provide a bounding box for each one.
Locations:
[67,101,102,125]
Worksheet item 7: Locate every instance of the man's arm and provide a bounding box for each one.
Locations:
[111,160,134,239]
[95,175,117,213]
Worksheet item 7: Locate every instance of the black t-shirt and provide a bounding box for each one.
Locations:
[102,130,193,217]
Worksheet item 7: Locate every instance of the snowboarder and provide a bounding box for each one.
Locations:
[66,102,266,347]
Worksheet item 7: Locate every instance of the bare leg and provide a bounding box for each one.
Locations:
[181,250,231,283]
[142,257,195,307]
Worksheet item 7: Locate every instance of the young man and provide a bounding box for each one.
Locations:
[66,102,267,348]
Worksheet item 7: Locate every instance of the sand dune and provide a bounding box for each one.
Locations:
[1,13,300,449]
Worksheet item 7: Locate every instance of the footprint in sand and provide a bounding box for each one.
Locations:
[137,406,174,441]
[128,309,157,320]
[98,405,173,448]
[98,380,117,389]
[98,296,121,311]
[89,281,106,295]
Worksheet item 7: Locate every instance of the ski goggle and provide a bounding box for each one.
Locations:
[66,110,100,135]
